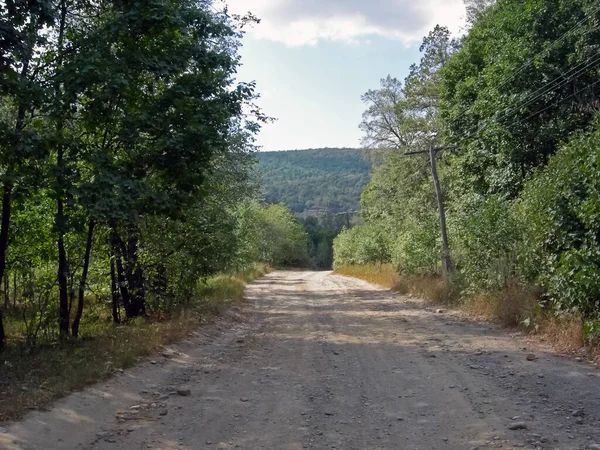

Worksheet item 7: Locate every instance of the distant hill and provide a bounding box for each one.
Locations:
[257,148,372,217]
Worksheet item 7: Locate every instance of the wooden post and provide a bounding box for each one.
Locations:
[428,144,452,277]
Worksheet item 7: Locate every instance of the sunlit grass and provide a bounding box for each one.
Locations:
[335,263,400,289]
[335,263,593,358]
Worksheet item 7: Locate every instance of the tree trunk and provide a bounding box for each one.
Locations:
[429,144,452,278]
[125,231,145,318]
[12,271,16,308]
[110,256,120,324]
[0,182,12,351]
[111,230,131,316]
[110,229,146,319]
[0,0,39,351]
[57,216,69,336]
[71,221,95,337]
[55,0,70,338]
[3,273,7,309]
[68,276,75,319]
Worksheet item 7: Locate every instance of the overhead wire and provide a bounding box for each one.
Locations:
[445,51,600,148]
[502,77,600,131]
[493,2,600,93]
[496,41,600,122]
[442,2,600,149]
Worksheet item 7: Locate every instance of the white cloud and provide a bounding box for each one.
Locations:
[224,0,467,46]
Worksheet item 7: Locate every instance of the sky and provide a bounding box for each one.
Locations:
[223,0,468,151]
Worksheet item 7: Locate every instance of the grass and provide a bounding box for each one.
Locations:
[461,280,541,327]
[335,264,460,304]
[335,264,594,358]
[335,263,400,289]
[0,264,270,422]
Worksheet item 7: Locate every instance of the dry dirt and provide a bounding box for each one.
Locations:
[1,271,600,450]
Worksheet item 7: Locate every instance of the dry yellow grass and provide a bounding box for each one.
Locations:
[335,264,459,304]
[336,264,592,358]
[462,280,541,327]
[335,264,400,289]
[536,315,584,352]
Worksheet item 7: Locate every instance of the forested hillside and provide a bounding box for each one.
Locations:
[334,0,600,345]
[257,148,372,216]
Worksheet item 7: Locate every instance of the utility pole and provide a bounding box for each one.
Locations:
[428,144,452,277]
[406,143,453,278]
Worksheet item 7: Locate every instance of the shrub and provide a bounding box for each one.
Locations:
[450,195,522,292]
[333,223,392,268]
[518,124,600,316]
[391,214,440,276]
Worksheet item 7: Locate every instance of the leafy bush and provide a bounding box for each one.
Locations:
[392,214,440,276]
[518,124,600,316]
[333,223,392,268]
[449,195,522,292]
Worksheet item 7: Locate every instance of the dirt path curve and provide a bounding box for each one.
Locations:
[2,271,600,450]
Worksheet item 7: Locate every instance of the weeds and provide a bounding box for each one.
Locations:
[335,264,400,289]
[336,264,460,304]
[336,264,593,357]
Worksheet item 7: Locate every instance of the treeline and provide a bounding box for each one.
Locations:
[302,215,351,270]
[258,148,372,216]
[0,0,309,349]
[334,0,600,335]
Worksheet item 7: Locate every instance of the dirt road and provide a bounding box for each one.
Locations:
[1,271,600,450]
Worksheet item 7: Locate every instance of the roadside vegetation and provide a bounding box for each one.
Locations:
[334,0,600,354]
[0,0,310,420]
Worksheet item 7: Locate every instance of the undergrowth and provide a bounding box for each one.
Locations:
[0,264,270,422]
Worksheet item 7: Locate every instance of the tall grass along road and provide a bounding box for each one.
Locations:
[2,271,600,450]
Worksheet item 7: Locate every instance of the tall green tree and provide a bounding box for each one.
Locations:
[441,0,600,198]
[358,26,459,276]
[64,0,260,323]
[0,0,56,348]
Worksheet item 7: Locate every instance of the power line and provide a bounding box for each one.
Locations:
[445,51,600,148]
[496,47,600,122]
[446,3,600,146]
[502,77,600,130]
[494,2,600,93]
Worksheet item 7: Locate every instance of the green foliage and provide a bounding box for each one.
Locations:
[336,0,600,323]
[230,201,310,269]
[334,151,440,275]
[392,214,440,276]
[440,0,600,198]
[255,204,310,268]
[257,148,372,215]
[301,216,348,270]
[449,195,521,292]
[0,0,308,350]
[333,223,392,268]
[519,124,600,315]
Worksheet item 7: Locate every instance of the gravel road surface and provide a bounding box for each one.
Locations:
[1,271,600,450]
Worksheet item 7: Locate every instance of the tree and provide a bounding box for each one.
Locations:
[360,76,410,150]
[0,0,56,348]
[65,0,260,321]
[358,26,459,277]
[441,0,600,198]
[0,0,266,347]
[464,0,496,25]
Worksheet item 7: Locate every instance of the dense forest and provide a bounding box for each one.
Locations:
[257,148,372,216]
[0,0,310,359]
[334,0,600,342]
